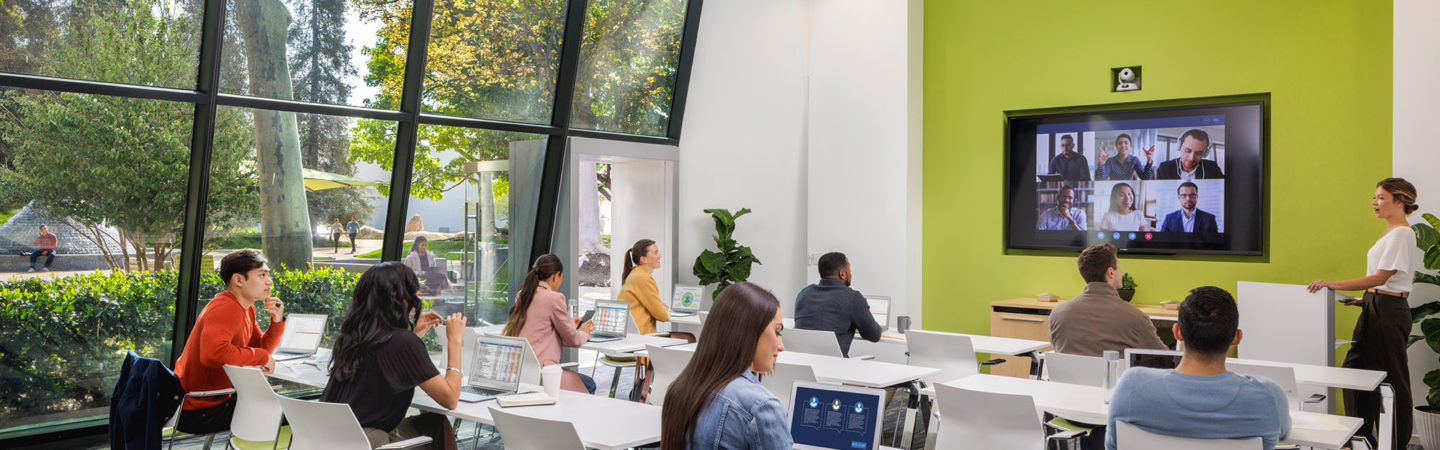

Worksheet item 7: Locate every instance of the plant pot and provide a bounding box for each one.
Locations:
[1418,406,1440,450]
[1117,289,1135,302]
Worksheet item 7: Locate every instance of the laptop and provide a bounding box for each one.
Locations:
[864,295,891,332]
[671,285,703,317]
[1124,348,1183,370]
[586,300,630,343]
[788,381,885,450]
[272,314,328,361]
[458,335,527,403]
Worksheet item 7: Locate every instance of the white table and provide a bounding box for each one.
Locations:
[580,334,689,356]
[270,354,662,450]
[1227,357,1385,391]
[661,343,940,388]
[944,374,1363,449]
[871,331,1051,356]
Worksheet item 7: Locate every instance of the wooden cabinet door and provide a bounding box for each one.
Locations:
[988,311,1052,378]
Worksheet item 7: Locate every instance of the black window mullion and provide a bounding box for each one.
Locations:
[528,0,590,264]
[171,0,228,365]
[381,0,437,262]
[665,0,704,142]
[0,72,205,104]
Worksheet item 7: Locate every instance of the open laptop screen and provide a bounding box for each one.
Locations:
[864,296,890,331]
[1125,348,1183,371]
[672,285,703,312]
[593,302,629,336]
[470,336,525,390]
[788,381,884,450]
[277,314,327,353]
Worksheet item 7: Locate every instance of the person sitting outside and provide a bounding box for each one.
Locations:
[1107,286,1290,450]
[403,235,451,294]
[793,252,882,358]
[1048,244,1165,357]
[28,225,57,272]
[172,250,287,433]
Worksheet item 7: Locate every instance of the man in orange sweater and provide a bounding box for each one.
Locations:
[173,249,287,433]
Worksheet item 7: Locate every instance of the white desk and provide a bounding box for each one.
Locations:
[271,355,662,450]
[873,331,1051,357]
[581,334,688,355]
[944,374,1363,450]
[662,343,939,388]
[1227,357,1385,391]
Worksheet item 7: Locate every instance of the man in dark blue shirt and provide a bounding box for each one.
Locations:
[794,252,883,357]
[1048,134,1092,182]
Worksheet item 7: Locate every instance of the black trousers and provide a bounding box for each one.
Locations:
[1343,291,1412,449]
[175,395,236,434]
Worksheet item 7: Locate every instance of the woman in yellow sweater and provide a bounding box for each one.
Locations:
[619,239,669,334]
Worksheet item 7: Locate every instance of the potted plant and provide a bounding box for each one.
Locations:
[1118,273,1137,302]
[1406,213,1440,449]
[692,208,762,300]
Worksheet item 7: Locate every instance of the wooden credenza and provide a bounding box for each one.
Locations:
[988,297,1178,378]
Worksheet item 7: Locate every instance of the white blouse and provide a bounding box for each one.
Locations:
[1368,226,1419,293]
[1099,210,1147,232]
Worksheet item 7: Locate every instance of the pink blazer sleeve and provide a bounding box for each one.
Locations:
[547,291,590,347]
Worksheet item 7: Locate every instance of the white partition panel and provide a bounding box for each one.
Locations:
[1236,281,1336,412]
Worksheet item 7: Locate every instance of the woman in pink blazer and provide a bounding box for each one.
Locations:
[502,254,596,393]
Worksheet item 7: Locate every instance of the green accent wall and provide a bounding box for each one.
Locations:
[922,0,1393,358]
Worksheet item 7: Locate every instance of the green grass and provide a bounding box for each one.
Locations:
[357,239,468,259]
[0,209,17,225]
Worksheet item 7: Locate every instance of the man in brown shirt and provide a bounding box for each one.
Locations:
[1048,244,1166,357]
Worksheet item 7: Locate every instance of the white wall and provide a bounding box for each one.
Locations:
[677,0,811,313]
[1395,0,1440,412]
[803,0,922,327]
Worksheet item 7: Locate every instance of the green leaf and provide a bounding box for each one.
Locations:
[1429,385,1440,410]
[697,250,722,275]
[1415,301,1440,324]
[1428,247,1440,272]
[1416,223,1440,253]
[1425,213,1440,232]
[1424,319,1440,354]
[727,259,754,282]
[1418,272,1440,287]
[1427,369,1440,395]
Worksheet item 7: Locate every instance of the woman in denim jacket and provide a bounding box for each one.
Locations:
[660,282,790,449]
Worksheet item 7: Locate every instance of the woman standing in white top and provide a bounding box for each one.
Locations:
[1307,177,1420,449]
[1099,182,1148,231]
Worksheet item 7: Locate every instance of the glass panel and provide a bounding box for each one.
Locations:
[0,0,200,88]
[404,125,546,329]
[420,0,568,124]
[570,0,688,136]
[200,107,395,378]
[0,89,189,432]
[220,0,413,109]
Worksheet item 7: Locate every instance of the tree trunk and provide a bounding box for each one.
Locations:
[235,0,313,271]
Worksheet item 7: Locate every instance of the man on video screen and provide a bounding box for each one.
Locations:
[1159,182,1218,234]
[1150,129,1224,181]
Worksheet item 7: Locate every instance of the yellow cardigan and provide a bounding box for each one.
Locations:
[619,265,669,334]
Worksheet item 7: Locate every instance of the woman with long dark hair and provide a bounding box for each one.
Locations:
[1098,182,1147,231]
[661,282,790,449]
[321,262,465,450]
[403,235,451,293]
[502,254,597,393]
[1308,178,1421,449]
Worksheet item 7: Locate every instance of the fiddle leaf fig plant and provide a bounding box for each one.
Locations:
[1404,213,1440,407]
[693,208,762,300]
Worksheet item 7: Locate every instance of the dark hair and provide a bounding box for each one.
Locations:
[220,249,266,287]
[1077,244,1118,283]
[623,239,656,281]
[410,235,428,254]
[1177,181,1198,194]
[1108,183,1134,213]
[1178,286,1239,357]
[328,262,423,382]
[1378,177,1420,215]
[1059,134,1074,143]
[1180,129,1210,148]
[502,254,564,337]
[1115,133,1132,146]
[1059,185,1075,196]
[661,282,780,450]
[817,252,848,279]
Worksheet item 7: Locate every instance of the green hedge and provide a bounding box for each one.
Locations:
[0,267,361,424]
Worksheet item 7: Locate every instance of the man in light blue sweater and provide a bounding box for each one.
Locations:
[1107,286,1290,450]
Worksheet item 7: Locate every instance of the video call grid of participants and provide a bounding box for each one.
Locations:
[1034,123,1227,234]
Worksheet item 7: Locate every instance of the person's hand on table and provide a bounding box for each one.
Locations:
[261,356,276,374]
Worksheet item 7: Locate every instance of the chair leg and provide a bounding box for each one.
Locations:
[608,365,624,398]
[202,434,215,450]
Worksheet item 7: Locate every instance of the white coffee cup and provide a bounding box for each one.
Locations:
[540,365,562,400]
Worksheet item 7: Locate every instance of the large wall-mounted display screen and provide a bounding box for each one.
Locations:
[1006,99,1265,255]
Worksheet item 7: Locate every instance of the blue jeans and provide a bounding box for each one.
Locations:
[578,372,596,394]
[30,250,54,268]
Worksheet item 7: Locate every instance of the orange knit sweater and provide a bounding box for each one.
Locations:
[174,291,285,410]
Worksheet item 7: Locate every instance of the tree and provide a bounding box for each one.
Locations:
[288,0,377,225]
[0,0,258,270]
[233,0,313,270]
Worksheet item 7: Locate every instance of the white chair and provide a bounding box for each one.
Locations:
[759,361,818,413]
[517,338,579,386]
[489,407,585,450]
[646,344,694,406]
[782,328,845,357]
[1226,361,1326,411]
[932,383,1081,450]
[1041,352,1107,387]
[434,325,478,375]
[1114,420,1261,450]
[905,330,1003,384]
[221,365,291,450]
[277,397,431,450]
